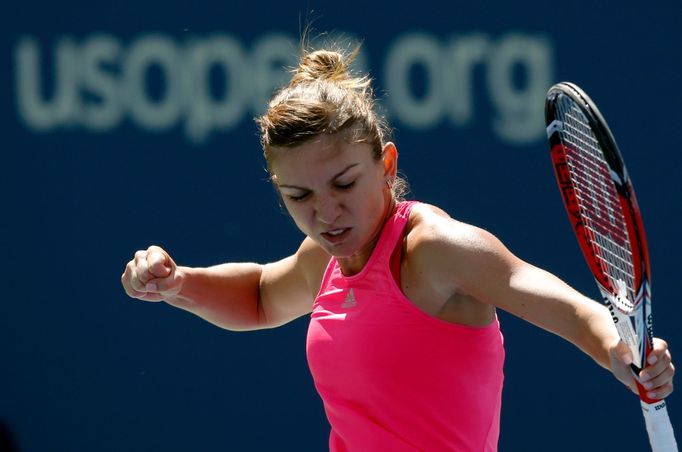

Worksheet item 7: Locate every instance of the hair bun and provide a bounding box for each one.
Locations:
[291,50,351,86]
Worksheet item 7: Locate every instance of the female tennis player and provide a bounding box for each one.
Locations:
[121,46,675,451]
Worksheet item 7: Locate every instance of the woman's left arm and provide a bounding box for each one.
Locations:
[499,258,674,398]
[413,208,674,398]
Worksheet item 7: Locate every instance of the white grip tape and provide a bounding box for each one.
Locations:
[642,399,678,451]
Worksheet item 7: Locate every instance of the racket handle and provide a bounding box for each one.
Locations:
[641,399,678,452]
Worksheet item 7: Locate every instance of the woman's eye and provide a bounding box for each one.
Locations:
[336,181,355,190]
[287,192,310,202]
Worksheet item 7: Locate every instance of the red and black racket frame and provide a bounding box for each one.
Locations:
[545,82,657,404]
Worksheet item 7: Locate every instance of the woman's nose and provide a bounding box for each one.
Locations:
[315,196,342,225]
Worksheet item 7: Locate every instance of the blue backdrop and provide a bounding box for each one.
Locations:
[2,1,680,451]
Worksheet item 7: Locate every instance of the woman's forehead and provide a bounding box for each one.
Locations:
[270,136,374,175]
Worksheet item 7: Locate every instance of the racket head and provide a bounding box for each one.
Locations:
[544,82,652,371]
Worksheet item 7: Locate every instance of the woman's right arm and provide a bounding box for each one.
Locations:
[121,238,329,331]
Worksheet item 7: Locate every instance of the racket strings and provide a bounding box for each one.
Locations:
[555,96,636,307]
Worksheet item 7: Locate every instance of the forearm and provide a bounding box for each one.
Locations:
[165,263,266,331]
[507,264,620,369]
[576,301,621,370]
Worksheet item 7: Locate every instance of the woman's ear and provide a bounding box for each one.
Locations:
[382,142,398,178]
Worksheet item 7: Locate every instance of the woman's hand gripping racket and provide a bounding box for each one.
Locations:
[545,82,677,451]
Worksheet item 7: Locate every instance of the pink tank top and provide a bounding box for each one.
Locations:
[306,201,505,451]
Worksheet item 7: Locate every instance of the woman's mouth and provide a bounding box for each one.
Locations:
[321,227,351,244]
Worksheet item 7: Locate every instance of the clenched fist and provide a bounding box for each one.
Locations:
[121,245,184,302]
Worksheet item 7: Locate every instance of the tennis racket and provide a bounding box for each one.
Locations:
[544,82,677,451]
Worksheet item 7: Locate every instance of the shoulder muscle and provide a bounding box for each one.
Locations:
[405,203,521,303]
[258,237,330,327]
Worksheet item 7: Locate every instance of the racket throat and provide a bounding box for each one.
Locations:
[603,293,643,368]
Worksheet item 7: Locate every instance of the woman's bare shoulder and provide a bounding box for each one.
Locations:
[295,236,332,291]
[407,202,489,248]
[405,202,518,290]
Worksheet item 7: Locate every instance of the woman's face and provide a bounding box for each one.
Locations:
[270,135,396,273]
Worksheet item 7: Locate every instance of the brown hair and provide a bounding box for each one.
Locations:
[256,44,408,200]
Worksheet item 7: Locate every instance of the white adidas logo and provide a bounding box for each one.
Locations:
[342,288,357,308]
